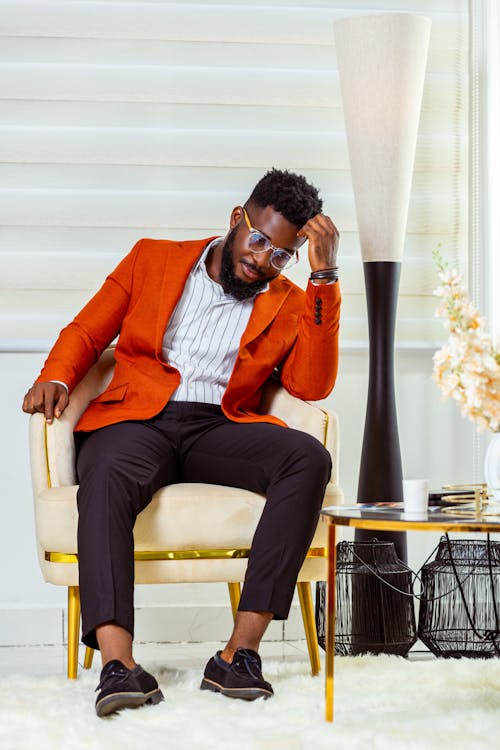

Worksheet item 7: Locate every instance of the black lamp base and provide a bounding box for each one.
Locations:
[356,260,406,561]
[350,261,409,655]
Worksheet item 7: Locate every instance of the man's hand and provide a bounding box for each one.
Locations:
[297,214,339,273]
[22,382,69,424]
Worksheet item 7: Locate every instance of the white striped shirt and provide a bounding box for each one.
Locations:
[163,240,268,404]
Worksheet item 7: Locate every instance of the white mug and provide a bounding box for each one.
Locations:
[403,479,429,515]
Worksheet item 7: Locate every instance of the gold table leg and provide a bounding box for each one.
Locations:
[325,523,337,721]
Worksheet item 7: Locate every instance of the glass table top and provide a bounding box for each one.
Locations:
[321,502,500,532]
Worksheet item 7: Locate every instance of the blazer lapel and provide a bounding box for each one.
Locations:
[154,237,218,355]
[239,277,292,349]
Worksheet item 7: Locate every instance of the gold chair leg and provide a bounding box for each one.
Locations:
[227,582,241,622]
[83,647,94,670]
[297,581,321,676]
[67,586,81,680]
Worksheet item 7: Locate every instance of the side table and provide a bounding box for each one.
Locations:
[320,503,500,721]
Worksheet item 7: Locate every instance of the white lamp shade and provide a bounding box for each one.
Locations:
[334,13,431,262]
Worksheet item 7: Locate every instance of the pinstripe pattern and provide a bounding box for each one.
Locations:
[162,241,267,404]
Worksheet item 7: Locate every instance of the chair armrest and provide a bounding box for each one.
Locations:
[29,348,116,490]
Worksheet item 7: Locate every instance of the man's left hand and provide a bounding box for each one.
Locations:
[297,214,339,273]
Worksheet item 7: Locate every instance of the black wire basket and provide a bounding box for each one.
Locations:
[315,540,417,656]
[418,537,500,658]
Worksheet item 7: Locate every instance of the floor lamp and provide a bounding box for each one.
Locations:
[334,13,431,562]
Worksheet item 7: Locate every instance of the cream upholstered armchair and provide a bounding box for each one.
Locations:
[29,348,343,679]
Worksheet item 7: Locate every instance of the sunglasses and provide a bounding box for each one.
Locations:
[241,207,304,271]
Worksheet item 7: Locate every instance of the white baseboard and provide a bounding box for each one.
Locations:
[0,603,307,647]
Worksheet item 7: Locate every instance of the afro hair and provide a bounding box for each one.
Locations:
[246,168,323,228]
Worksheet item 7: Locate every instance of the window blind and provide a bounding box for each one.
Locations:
[0,0,468,350]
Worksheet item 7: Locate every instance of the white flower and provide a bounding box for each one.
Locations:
[433,249,500,433]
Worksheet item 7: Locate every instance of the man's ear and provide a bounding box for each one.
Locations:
[229,206,243,229]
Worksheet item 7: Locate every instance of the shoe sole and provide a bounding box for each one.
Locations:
[200,677,273,701]
[96,688,164,717]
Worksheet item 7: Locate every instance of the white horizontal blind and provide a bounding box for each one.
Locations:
[0,0,468,350]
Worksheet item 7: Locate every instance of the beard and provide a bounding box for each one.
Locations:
[219,226,268,301]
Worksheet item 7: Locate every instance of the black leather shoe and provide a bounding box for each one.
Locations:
[200,648,273,701]
[95,659,164,717]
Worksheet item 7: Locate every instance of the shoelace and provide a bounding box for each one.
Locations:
[95,666,131,693]
[232,649,263,681]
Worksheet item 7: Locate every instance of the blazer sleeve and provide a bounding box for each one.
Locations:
[278,280,341,401]
[35,239,144,392]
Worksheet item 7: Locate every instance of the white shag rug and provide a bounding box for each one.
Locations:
[1,654,500,750]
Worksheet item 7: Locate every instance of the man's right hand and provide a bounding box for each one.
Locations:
[22,382,69,424]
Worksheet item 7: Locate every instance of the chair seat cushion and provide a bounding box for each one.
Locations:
[36,482,337,554]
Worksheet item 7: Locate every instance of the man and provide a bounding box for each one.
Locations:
[23,169,340,717]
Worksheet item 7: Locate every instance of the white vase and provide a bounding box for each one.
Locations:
[484,432,500,501]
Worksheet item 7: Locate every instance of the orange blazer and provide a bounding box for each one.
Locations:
[36,238,341,432]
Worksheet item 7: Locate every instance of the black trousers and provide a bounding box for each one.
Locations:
[75,401,331,650]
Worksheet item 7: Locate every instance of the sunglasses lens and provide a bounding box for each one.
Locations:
[271,249,294,270]
[248,231,271,253]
